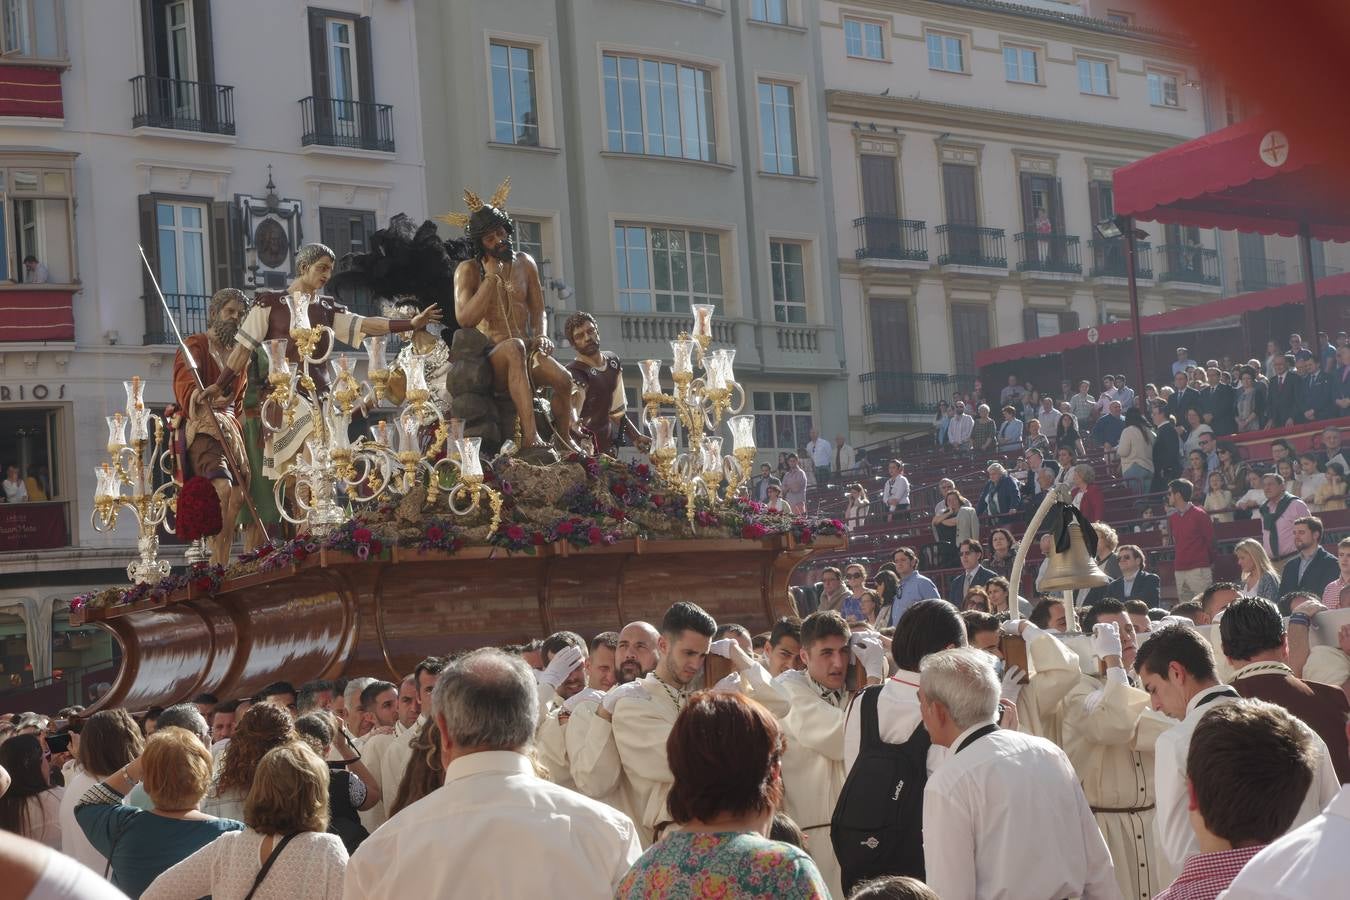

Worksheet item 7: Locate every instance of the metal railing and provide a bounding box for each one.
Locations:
[145,292,210,345]
[853,216,928,263]
[300,96,396,153]
[131,75,235,135]
[860,371,977,416]
[935,224,1006,268]
[1089,238,1154,279]
[1014,232,1082,275]
[1314,263,1344,279]
[1157,245,1220,286]
[1237,257,1287,293]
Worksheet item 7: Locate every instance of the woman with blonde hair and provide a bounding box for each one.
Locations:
[143,742,348,900]
[1314,462,1347,512]
[387,719,444,818]
[1234,538,1280,603]
[75,727,243,897]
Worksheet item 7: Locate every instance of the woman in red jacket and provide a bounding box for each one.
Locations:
[1070,462,1105,522]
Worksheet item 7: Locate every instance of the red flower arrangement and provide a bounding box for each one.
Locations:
[176,476,223,542]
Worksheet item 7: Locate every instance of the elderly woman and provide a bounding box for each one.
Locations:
[75,727,243,897]
[843,482,871,533]
[143,742,349,900]
[1023,416,1050,456]
[1070,463,1105,522]
[932,490,979,568]
[616,692,828,899]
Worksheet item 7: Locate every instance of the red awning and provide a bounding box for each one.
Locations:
[975,271,1350,368]
[1113,116,1350,242]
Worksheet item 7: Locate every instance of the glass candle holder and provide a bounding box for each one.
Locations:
[284,292,313,331]
[363,335,388,371]
[398,412,423,454]
[716,347,737,386]
[106,413,128,453]
[700,436,724,476]
[404,354,429,395]
[456,436,483,480]
[705,353,728,392]
[372,420,393,447]
[331,355,358,382]
[671,339,697,378]
[264,339,292,378]
[94,463,120,501]
[639,359,664,397]
[648,416,677,453]
[692,303,715,342]
[327,406,352,450]
[123,377,145,414]
[726,414,756,452]
[447,417,466,445]
[128,407,151,443]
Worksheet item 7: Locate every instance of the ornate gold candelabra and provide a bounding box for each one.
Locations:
[637,305,757,526]
[92,378,180,583]
[445,436,503,537]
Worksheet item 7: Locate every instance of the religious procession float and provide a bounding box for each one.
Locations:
[72,180,845,712]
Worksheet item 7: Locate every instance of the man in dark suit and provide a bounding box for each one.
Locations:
[1220,596,1350,782]
[1266,353,1303,429]
[1168,371,1202,422]
[975,462,1021,521]
[1276,516,1339,611]
[1149,402,1182,492]
[1296,350,1335,421]
[948,538,996,606]
[1096,543,1162,607]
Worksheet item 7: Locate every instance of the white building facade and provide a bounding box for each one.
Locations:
[0,0,425,697]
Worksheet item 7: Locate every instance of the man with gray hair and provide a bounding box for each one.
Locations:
[919,648,1117,900]
[345,648,641,898]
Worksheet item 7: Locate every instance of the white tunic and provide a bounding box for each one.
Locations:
[565,699,640,825]
[923,726,1121,900]
[775,669,847,899]
[535,707,575,790]
[1012,626,1082,746]
[1220,783,1350,899]
[1153,684,1342,882]
[343,751,641,900]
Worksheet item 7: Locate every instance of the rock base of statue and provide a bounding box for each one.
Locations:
[447,329,517,456]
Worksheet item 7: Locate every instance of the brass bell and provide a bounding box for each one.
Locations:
[1039,521,1112,592]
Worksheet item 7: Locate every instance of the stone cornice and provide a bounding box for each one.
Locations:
[850,0,1194,56]
[826,91,1191,154]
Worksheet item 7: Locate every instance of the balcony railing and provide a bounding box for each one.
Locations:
[617,313,735,346]
[131,75,235,135]
[1237,257,1287,293]
[935,224,1006,268]
[860,371,977,416]
[853,216,928,263]
[775,325,819,353]
[1088,238,1154,279]
[145,292,209,345]
[300,97,395,152]
[1313,263,1344,279]
[1014,232,1082,275]
[1157,245,1220,286]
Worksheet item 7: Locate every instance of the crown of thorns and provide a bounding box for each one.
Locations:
[435,178,511,230]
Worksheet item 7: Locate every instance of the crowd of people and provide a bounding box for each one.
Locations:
[2,561,1350,900]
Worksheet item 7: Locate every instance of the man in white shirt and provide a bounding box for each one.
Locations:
[918,647,1119,900]
[1037,395,1061,436]
[345,648,642,898]
[1172,347,1197,377]
[806,428,832,484]
[360,657,444,829]
[774,611,885,896]
[1133,623,1341,882]
[1221,725,1350,899]
[879,459,910,521]
[832,434,856,476]
[946,402,974,450]
[1096,375,1120,416]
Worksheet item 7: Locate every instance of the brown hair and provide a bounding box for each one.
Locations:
[389,719,444,817]
[1187,700,1317,846]
[244,742,331,835]
[214,702,296,797]
[961,586,990,612]
[665,692,784,824]
[76,709,144,777]
[142,727,213,811]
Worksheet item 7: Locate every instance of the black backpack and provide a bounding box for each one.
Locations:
[830,685,931,894]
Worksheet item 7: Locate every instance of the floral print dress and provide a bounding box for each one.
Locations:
[616,831,829,900]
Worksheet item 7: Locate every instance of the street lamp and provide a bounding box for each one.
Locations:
[1094,216,1150,406]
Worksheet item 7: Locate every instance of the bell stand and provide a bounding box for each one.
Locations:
[1003,483,1098,678]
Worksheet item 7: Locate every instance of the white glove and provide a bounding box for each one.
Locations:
[711,673,741,694]
[850,634,886,681]
[708,638,736,659]
[1000,665,1025,703]
[1157,615,1194,629]
[999,618,1024,637]
[537,645,584,690]
[562,687,605,714]
[600,680,649,714]
[1092,622,1122,660]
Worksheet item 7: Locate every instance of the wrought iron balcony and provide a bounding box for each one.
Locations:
[131,75,235,135]
[1237,257,1287,293]
[853,216,928,263]
[935,224,1006,268]
[144,292,209,345]
[860,371,977,416]
[1157,245,1220,286]
[1014,232,1082,275]
[300,97,395,153]
[1088,238,1154,279]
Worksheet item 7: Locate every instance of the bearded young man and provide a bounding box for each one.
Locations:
[564,311,650,457]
